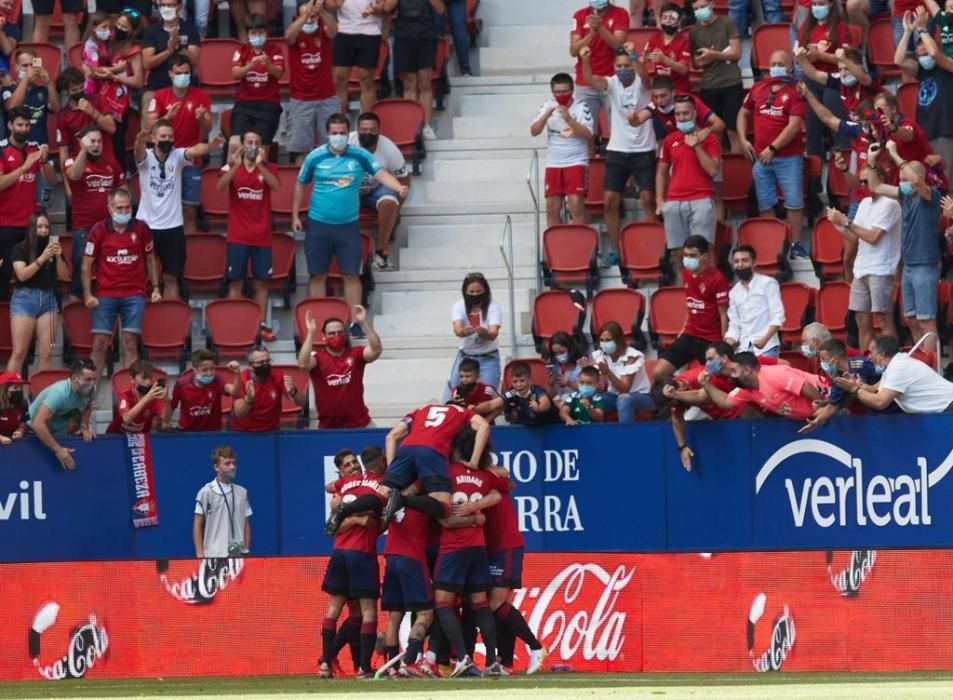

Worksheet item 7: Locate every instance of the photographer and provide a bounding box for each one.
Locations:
[193,445,251,559]
[502,361,558,427]
[448,357,504,422]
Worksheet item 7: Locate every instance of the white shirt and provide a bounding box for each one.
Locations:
[451,298,502,355]
[536,98,593,168]
[851,195,902,278]
[605,74,655,153]
[726,272,785,355]
[136,147,192,229]
[880,353,953,414]
[591,346,650,395]
[348,132,407,195]
[338,0,382,35]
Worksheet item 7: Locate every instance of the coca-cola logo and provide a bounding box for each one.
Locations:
[747,593,795,672]
[826,550,877,597]
[29,603,109,680]
[155,558,245,605]
[513,563,635,662]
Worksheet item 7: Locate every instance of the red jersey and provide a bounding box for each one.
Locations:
[891,117,931,167]
[170,374,224,431]
[660,130,720,201]
[0,141,43,227]
[106,387,164,433]
[797,21,852,71]
[55,96,118,162]
[682,265,730,341]
[401,404,475,457]
[652,95,713,134]
[742,79,806,156]
[0,404,26,437]
[287,27,334,100]
[644,32,692,94]
[232,367,287,432]
[450,382,500,408]
[835,76,880,121]
[333,472,383,554]
[84,219,153,298]
[233,42,285,104]
[483,477,524,556]
[66,156,123,230]
[383,498,431,563]
[571,5,630,86]
[439,463,501,552]
[224,161,276,246]
[309,347,370,429]
[147,86,211,148]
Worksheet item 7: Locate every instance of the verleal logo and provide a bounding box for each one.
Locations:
[754,439,953,528]
[826,550,876,597]
[747,593,795,672]
[29,602,109,680]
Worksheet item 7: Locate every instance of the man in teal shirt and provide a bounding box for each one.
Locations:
[28,358,98,469]
[292,112,407,338]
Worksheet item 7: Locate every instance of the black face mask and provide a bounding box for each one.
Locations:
[465,292,487,311]
[735,267,754,282]
[8,391,23,405]
[358,132,379,150]
[135,383,152,396]
[155,140,173,155]
[115,28,130,41]
[661,23,679,34]
[252,363,271,379]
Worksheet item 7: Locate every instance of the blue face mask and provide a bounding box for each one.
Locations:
[172,73,191,89]
[676,120,695,134]
[682,256,700,272]
[249,34,266,49]
[302,22,318,34]
[600,340,617,355]
[197,373,215,385]
[820,360,837,376]
[555,352,569,364]
[578,384,596,398]
[811,4,830,20]
[589,0,609,9]
[919,55,937,71]
[841,72,857,87]
[801,343,816,358]
[899,180,914,196]
[705,358,723,374]
[874,363,886,376]
[769,66,788,79]
[112,212,132,226]
[328,133,348,151]
[616,67,636,85]
[694,5,713,22]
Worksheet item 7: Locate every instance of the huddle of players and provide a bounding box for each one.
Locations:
[319,402,547,679]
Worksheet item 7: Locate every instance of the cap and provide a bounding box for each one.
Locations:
[0,371,26,385]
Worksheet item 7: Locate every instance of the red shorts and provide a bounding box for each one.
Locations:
[545,165,588,198]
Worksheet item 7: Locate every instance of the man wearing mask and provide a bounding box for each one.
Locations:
[28,359,98,470]
[647,76,725,139]
[643,4,691,94]
[106,359,168,434]
[231,345,306,432]
[297,307,382,429]
[737,50,807,258]
[569,0,629,127]
[2,48,60,169]
[146,56,213,237]
[348,112,409,271]
[725,245,785,358]
[796,47,880,124]
[690,0,743,153]
[142,0,201,114]
[0,106,56,301]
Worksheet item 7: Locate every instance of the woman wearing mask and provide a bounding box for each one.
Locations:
[586,321,653,422]
[102,10,145,166]
[545,330,584,402]
[0,372,28,445]
[443,272,502,401]
[8,214,67,374]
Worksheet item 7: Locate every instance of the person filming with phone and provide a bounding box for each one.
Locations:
[106,359,168,433]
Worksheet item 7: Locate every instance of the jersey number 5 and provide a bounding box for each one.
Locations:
[424,406,451,427]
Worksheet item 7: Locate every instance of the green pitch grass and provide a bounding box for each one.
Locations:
[3,673,953,700]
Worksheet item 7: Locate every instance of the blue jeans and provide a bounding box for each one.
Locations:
[729,0,783,37]
[753,155,803,212]
[901,263,940,320]
[91,295,146,335]
[442,350,500,401]
[602,391,655,422]
[441,0,470,70]
[10,286,58,318]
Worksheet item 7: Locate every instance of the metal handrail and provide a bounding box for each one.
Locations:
[526,149,542,293]
[908,332,942,374]
[499,215,518,360]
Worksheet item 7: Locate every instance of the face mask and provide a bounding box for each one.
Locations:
[197,373,215,386]
[358,132,379,150]
[841,72,857,86]
[661,23,679,35]
[600,340,617,355]
[159,6,178,21]
[694,6,713,22]
[172,73,191,89]
[79,383,96,398]
[96,29,111,42]
[328,133,348,151]
[244,144,259,161]
[899,180,914,196]
[8,391,23,404]
[769,66,788,79]
[801,343,816,358]
[820,360,837,376]
[218,469,236,484]
[811,4,830,19]
[456,382,476,396]
[302,22,318,34]
[115,28,129,41]
[658,102,675,114]
[112,212,132,225]
[555,352,569,364]
[466,292,487,306]
[874,363,886,376]
[17,68,26,81]
[705,358,724,374]
[735,266,754,281]
[252,363,271,379]
[327,334,347,351]
[918,55,937,71]
[249,35,266,49]
[578,384,596,398]
[135,383,152,396]
[682,256,700,271]
[616,67,636,85]
[676,120,695,134]
[156,140,173,155]
[589,0,608,9]
[553,92,573,107]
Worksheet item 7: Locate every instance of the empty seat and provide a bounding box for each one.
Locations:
[826,150,852,209]
[502,358,550,389]
[816,281,851,342]
[584,156,606,217]
[867,18,902,81]
[293,297,351,350]
[531,290,587,354]
[29,369,71,397]
[591,288,648,350]
[541,224,599,298]
[372,98,425,175]
[721,153,753,217]
[62,301,115,374]
[266,232,297,308]
[183,233,227,295]
[752,24,791,74]
[205,298,262,359]
[779,282,816,345]
[141,300,193,371]
[897,81,919,123]
[811,217,845,281]
[619,221,669,287]
[649,286,687,348]
[198,39,242,95]
[273,363,310,428]
[199,168,229,229]
[737,217,791,281]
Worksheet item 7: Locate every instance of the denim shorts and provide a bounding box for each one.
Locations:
[360,183,400,210]
[901,263,940,320]
[10,287,58,318]
[181,166,202,206]
[752,155,803,212]
[304,218,363,276]
[91,295,146,335]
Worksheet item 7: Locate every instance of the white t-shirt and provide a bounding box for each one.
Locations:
[590,346,650,395]
[348,132,407,195]
[451,298,502,355]
[338,0,382,35]
[136,147,192,229]
[605,74,655,153]
[536,98,593,169]
[851,195,902,278]
[880,353,953,413]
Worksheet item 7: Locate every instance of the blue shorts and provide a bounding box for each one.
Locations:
[304,218,363,276]
[226,243,272,281]
[381,554,434,612]
[91,295,145,335]
[434,546,492,593]
[901,263,940,320]
[182,165,202,206]
[488,546,524,589]
[10,287,58,318]
[360,183,400,210]
[383,445,451,493]
[321,549,380,599]
[752,155,803,212]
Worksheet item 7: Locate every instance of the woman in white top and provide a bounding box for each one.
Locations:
[443,272,502,401]
[587,320,653,422]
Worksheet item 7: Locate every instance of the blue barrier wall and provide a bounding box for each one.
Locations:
[1,415,952,562]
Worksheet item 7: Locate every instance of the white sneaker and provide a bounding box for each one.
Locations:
[422,125,437,141]
[450,654,474,678]
[526,647,548,675]
[373,252,395,271]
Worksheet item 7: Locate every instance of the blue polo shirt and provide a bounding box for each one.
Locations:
[28,379,93,434]
[297,145,381,225]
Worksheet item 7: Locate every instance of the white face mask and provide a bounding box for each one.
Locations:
[159,6,178,21]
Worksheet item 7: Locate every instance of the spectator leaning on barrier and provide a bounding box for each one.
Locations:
[725,245,785,358]
[502,361,558,427]
[28,358,97,470]
[448,357,504,423]
[443,272,502,402]
[569,0,629,127]
[298,306,382,429]
[165,348,227,432]
[194,445,252,559]
[232,345,306,433]
[106,359,168,434]
[0,371,27,445]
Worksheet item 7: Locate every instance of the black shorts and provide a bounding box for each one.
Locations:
[700,83,744,135]
[333,33,382,70]
[393,37,437,74]
[33,0,84,14]
[231,101,282,145]
[604,150,656,193]
[151,226,186,278]
[660,333,712,370]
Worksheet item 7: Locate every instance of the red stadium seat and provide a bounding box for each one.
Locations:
[266,232,297,308]
[502,358,549,390]
[141,300,193,371]
[591,288,647,350]
[111,367,170,416]
[272,165,311,224]
[867,19,902,81]
[199,168,229,230]
[0,303,11,363]
[721,153,753,217]
[627,27,661,53]
[811,217,845,280]
[779,282,816,345]
[897,81,919,121]
[219,108,233,139]
[205,299,262,359]
[826,150,852,209]
[619,221,669,287]
[585,156,606,217]
[47,0,83,38]
[780,349,818,373]
[273,363,310,428]
[275,41,291,94]
[649,286,687,349]
[17,43,62,82]
[752,24,790,75]
[541,224,599,298]
[293,297,351,350]
[816,281,851,342]
[215,365,237,416]
[737,217,791,281]
[714,220,735,278]
[371,98,424,175]
[67,42,83,70]
[198,39,242,95]
[531,290,587,354]
[62,300,116,374]
[183,233,227,295]
[29,369,70,398]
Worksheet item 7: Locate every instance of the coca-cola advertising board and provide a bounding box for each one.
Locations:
[5,549,953,680]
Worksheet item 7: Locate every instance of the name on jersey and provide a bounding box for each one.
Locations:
[85,174,115,191]
[236,186,265,201]
[325,371,352,387]
[455,474,485,488]
[341,478,380,493]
